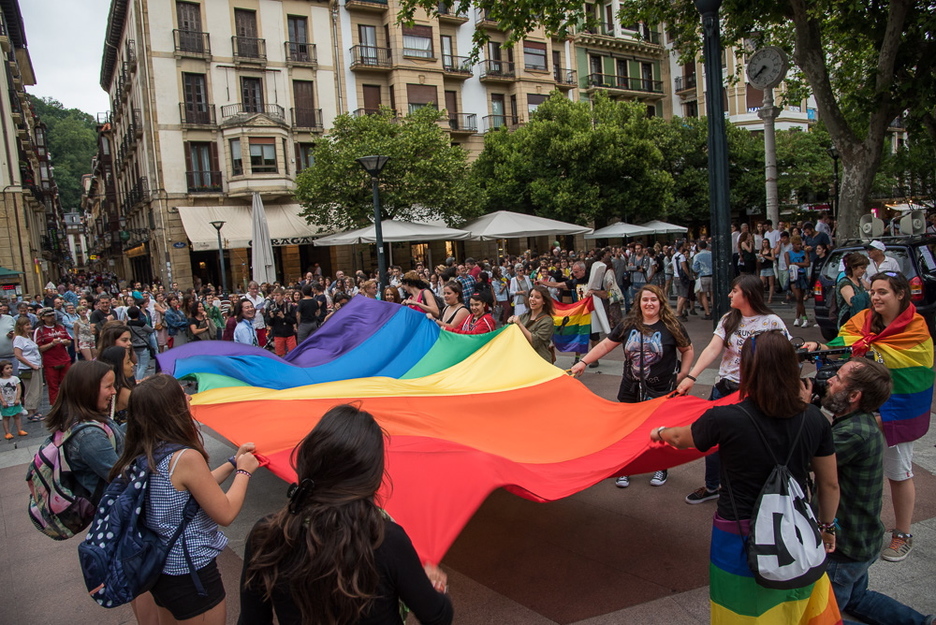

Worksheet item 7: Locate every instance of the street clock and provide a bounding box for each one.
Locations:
[746,46,789,90]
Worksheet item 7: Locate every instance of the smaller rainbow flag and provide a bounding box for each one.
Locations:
[552,297,595,354]
[829,307,934,446]
[710,516,842,624]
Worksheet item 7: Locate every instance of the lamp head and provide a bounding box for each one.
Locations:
[827,145,839,160]
[210,220,226,232]
[356,155,391,177]
[694,0,722,15]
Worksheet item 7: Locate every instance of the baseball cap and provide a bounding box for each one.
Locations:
[38,307,55,317]
[869,240,886,252]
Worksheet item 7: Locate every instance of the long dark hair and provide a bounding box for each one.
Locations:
[529,285,554,315]
[721,274,775,339]
[244,405,386,624]
[99,345,136,393]
[738,330,806,418]
[109,374,208,481]
[867,272,911,334]
[97,322,130,353]
[45,361,114,432]
[619,284,690,348]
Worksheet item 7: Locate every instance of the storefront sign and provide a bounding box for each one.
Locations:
[172,242,188,248]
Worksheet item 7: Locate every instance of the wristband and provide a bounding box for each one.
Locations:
[228,456,237,469]
[686,374,697,382]
[236,469,252,478]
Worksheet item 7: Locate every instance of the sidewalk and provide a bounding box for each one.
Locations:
[1,304,934,624]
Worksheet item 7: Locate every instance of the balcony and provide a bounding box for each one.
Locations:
[291,107,324,131]
[475,10,499,30]
[125,40,137,70]
[554,67,577,89]
[126,176,150,209]
[232,36,266,63]
[350,45,392,70]
[583,21,615,36]
[442,55,473,78]
[132,109,143,137]
[352,108,399,119]
[186,171,223,193]
[285,41,317,66]
[344,0,388,12]
[436,2,469,24]
[179,103,217,126]
[586,73,664,95]
[675,74,697,93]
[482,114,520,132]
[479,60,516,82]
[173,29,211,57]
[221,103,286,120]
[447,113,477,134]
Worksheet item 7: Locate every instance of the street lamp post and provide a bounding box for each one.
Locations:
[356,155,391,298]
[209,220,227,295]
[827,145,840,229]
[694,0,732,322]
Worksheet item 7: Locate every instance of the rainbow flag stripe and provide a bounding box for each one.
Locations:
[710,516,842,624]
[828,309,934,445]
[552,297,595,354]
[165,296,729,562]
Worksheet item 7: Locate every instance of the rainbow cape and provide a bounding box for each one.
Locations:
[163,297,727,562]
[710,516,842,624]
[552,297,595,353]
[828,307,934,446]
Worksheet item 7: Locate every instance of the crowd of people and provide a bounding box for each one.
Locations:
[9,217,936,624]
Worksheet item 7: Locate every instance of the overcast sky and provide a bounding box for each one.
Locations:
[20,0,112,115]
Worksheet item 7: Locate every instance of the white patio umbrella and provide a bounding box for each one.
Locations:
[313,219,475,246]
[250,192,277,284]
[640,219,688,235]
[461,210,593,240]
[585,222,654,239]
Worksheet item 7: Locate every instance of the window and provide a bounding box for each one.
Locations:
[684,101,698,118]
[589,55,602,82]
[402,25,433,58]
[642,62,654,91]
[407,84,438,114]
[176,1,204,52]
[490,93,505,128]
[296,143,315,171]
[527,94,547,114]
[616,59,628,88]
[182,73,209,123]
[359,25,378,64]
[241,77,263,112]
[230,139,243,175]
[746,83,764,111]
[185,141,220,191]
[523,41,547,71]
[441,35,454,69]
[287,15,312,62]
[293,80,316,127]
[234,9,260,58]
[249,138,277,173]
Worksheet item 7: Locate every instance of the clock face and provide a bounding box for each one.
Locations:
[747,47,788,90]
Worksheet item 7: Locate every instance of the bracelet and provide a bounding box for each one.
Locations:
[656,426,668,438]
[817,520,837,534]
[235,469,252,478]
[686,374,697,382]
[228,456,237,469]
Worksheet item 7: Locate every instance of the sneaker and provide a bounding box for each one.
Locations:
[801,317,811,327]
[615,475,631,488]
[793,318,801,327]
[589,361,599,368]
[689,308,697,316]
[650,470,668,486]
[881,531,913,562]
[685,486,719,504]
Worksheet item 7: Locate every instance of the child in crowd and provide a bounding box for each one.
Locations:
[0,360,27,439]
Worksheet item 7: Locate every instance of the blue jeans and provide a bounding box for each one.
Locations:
[826,556,932,625]
[704,383,728,491]
[134,347,150,381]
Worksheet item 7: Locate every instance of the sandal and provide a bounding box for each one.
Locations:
[27,414,43,422]
[4,433,12,440]
[17,430,27,436]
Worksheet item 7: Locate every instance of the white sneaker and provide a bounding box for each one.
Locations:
[793,318,801,327]
[803,318,813,328]
[615,475,630,488]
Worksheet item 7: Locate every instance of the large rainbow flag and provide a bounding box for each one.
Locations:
[828,306,934,446]
[552,297,595,353]
[161,297,727,562]
[710,517,842,624]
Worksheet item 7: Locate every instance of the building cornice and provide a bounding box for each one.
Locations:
[99,0,129,91]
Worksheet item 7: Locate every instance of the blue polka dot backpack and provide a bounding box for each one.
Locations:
[78,444,203,608]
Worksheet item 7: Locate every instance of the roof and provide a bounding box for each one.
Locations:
[99,0,128,91]
[0,0,27,48]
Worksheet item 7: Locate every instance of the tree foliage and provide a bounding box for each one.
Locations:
[295,106,481,231]
[28,96,97,213]
[471,93,672,226]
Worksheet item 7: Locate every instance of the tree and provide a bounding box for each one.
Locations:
[294,106,481,231]
[28,96,98,213]
[471,93,673,227]
[398,0,936,241]
[774,125,833,208]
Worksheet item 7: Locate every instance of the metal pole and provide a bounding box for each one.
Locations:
[759,87,779,227]
[216,229,227,295]
[696,0,732,322]
[371,176,387,299]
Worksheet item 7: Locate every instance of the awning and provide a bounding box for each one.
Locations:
[178,204,325,251]
[313,219,475,246]
[0,266,24,278]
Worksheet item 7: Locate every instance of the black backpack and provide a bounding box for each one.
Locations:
[723,405,827,590]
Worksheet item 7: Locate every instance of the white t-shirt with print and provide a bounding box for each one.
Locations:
[0,376,20,407]
[713,313,790,383]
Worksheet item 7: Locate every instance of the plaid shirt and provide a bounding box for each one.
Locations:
[456,274,476,300]
[831,410,885,562]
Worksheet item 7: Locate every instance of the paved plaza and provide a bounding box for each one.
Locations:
[1,301,934,624]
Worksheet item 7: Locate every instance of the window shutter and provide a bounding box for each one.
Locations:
[184,142,193,173]
[524,41,546,51]
[209,142,219,172]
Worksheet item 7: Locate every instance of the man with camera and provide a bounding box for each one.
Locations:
[264,288,298,356]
